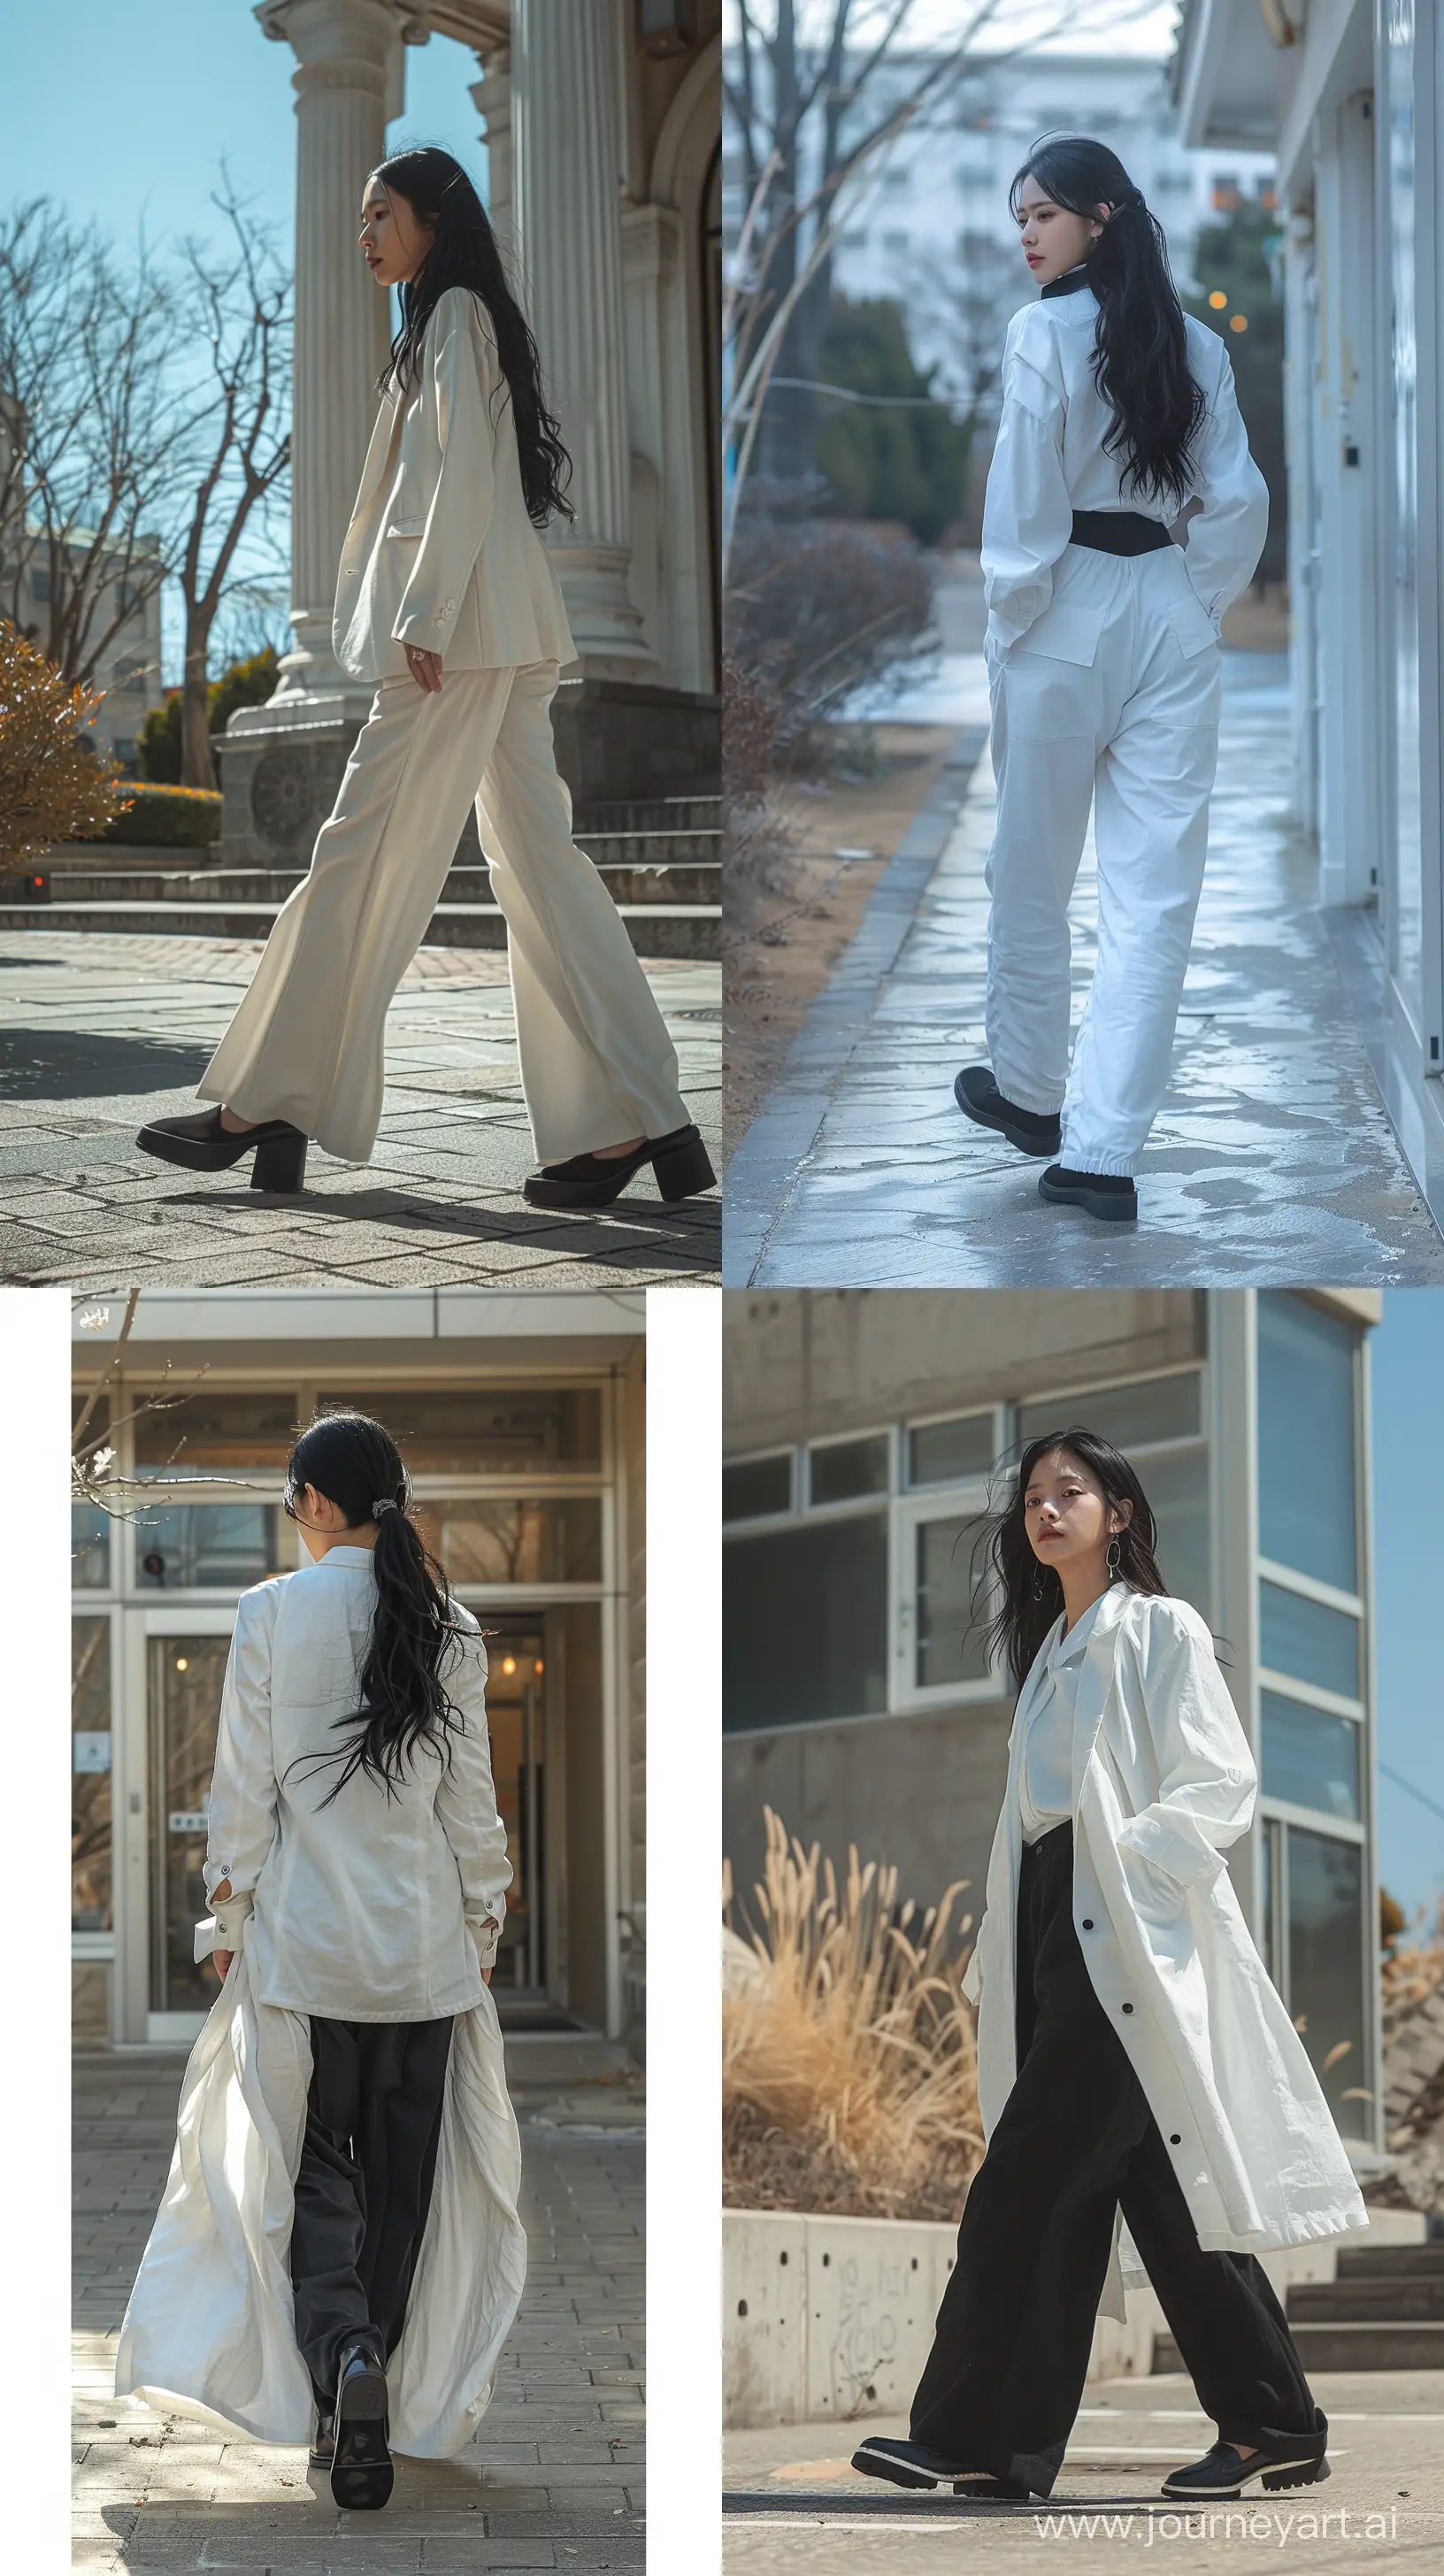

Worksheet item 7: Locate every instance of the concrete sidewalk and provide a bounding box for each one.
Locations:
[726,655,1444,1285]
[0,933,718,1288]
[73,2047,644,2573]
[724,2378,1444,2569]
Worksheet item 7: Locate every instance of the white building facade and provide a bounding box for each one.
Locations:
[1175,0,1444,1231]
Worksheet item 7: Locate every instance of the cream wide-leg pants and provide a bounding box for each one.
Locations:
[984,544,1224,1178]
[196,661,689,1167]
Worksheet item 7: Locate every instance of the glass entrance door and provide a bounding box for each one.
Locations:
[480,1619,551,2007]
[148,1633,232,2024]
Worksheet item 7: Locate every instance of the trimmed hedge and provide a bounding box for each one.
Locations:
[97,785,223,847]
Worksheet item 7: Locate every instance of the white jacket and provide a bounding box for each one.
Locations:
[961,1583,1369,2321]
[333,283,577,682]
[981,286,1270,664]
[197,1544,512,2020]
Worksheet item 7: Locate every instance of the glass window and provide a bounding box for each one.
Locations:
[1140,1449,1210,1623]
[808,1436,888,1506]
[723,1455,792,1522]
[133,1389,300,1474]
[73,1614,112,1933]
[915,1514,990,1690]
[1259,1582,1360,1699]
[1260,1819,1277,1985]
[413,1498,603,1585]
[317,1388,602,1476]
[1018,1372,1200,1454]
[725,1517,887,1730]
[1287,1828,1369,2137]
[134,1502,289,1591]
[1261,1690,1361,1821]
[1257,1295,1358,1591]
[73,1504,111,1588]
[908,1414,995,1487]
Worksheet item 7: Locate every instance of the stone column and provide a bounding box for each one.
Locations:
[255,0,424,703]
[470,41,513,238]
[511,0,649,673]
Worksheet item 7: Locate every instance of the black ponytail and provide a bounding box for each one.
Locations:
[1010,133,1207,512]
[282,1409,471,1806]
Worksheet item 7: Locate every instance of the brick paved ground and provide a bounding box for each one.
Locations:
[73,2049,644,2573]
[0,934,719,1287]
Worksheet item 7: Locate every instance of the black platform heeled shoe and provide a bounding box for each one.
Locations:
[954,1066,1062,1160]
[523,1122,716,1211]
[136,1106,308,1192]
[1037,1163,1138,1224]
[329,2332,393,2511]
[851,2435,1033,2500]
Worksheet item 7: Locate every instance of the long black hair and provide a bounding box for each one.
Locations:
[1010,133,1207,512]
[370,144,574,527]
[974,1426,1170,1693]
[283,1409,471,1806]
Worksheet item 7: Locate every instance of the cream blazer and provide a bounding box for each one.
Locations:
[961,1584,1369,2320]
[333,284,577,682]
[196,1545,512,2021]
[982,287,1270,664]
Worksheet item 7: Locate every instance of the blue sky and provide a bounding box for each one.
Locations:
[1371,1292,1444,1935]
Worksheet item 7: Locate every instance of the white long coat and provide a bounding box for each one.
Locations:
[960,1584,1369,2322]
[115,1547,527,2453]
[333,283,577,683]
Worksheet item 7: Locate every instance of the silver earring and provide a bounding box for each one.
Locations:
[1107,1535,1122,1578]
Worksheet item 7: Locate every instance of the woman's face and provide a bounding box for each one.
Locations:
[1023,1446,1131,1574]
[1015,174,1108,286]
[359,180,434,288]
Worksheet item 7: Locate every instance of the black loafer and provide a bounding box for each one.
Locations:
[1161,2410,1330,2500]
[1038,1163,1138,1223]
[523,1122,716,1210]
[850,2434,1033,2499]
[137,1106,308,1193]
[329,2332,393,2511]
[954,1066,1062,1160]
[309,2407,334,2470]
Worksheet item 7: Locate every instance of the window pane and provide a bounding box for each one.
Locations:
[1287,1828,1368,2138]
[73,1504,111,1588]
[413,1498,602,1584]
[916,1514,990,1690]
[723,1455,792,1522]
[134,1502,289,1590]
[809,1435,888,1506]
[73,1614,111,1933]
[725,1518,887,1729]
[1018,1373,1200,1453]
[134,1390,300,1474]
[1262,1690,1361,1821]
[1257,1295,1358,1591]
[1140,1448,1210,1623]
[1260,1582,1359,1699]
[317,1388,602,1475]
[908,1414,995,1487]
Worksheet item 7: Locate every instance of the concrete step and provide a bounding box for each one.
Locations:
[1287,2275,1444,2321]
[1154,2319,1444,2373]
[40,859,720,908]
[1336,2241,1444,2277]
[0,896,718,959]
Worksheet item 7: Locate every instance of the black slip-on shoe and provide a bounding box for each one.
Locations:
[1161,2411,1330,2501]
[309,2407,334,2470]
[329,2334,393,2511]
[522,1121,716,1210]
[1037,1163,1138,1224]
[136,1107,309,1192]
[850,2435,1033,2500]
[954,1066,1062,1160]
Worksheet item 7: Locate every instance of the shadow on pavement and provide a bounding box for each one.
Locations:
[0,1028,214,1099]
[161,1180,723,1266]
[725,2488,1155,2517]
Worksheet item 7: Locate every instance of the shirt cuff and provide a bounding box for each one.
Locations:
[1116,1813,1227,1891]
[468,1913,502,1971]
[194,1890,254,1961]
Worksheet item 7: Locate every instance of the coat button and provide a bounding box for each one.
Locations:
[1121,2002,1133,2013]
[1081,1919,1094,1930]
[1170,2134,1181,2144]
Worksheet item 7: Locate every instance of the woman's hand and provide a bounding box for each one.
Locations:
[212,1951,233,1982]
[404,642,444,694]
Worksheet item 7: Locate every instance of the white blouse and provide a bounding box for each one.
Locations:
[1016,1587,1111,1843]
[199,1545,512,2022]
[981,283,1270,659]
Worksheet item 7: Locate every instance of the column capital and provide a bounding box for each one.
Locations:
[255,0,427,73]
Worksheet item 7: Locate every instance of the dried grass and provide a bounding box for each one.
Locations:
[723,1806,984,2223]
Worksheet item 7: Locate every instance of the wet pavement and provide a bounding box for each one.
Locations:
[726,653,1444,1286]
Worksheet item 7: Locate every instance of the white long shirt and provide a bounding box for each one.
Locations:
[201,1545,512,2021]
[981,281,1271,659]
[1017,1588,1110,1842]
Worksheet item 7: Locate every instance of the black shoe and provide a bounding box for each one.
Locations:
[850,2435,1033,2500]
[329,2333,393,2511]
[1161,2411,1330,2501]
[136,1106,309,1193]
[1038,1163,1138,1223]
[954,1066,1062,1160]
[522,1122,716,1210]
[309,2407,334,2470]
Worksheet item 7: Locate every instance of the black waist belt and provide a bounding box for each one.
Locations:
[1070,509,1173,557]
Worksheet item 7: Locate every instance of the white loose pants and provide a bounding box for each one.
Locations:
[984,545,1224,1177]
[196,661,689,1166]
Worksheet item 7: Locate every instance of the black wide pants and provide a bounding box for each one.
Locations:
[910,1820,1320,2497]
[288,2014,454,2407]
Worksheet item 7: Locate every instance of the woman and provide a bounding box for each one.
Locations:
[137,147,713,1215]
[116,1411,526,2513]
[852,1429,1366,2504]
[954,135,1270,1224]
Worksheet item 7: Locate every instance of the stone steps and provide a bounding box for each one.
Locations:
[1153,2239,1444,2373]
[0,894,716,959]
[24,860,719,908]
